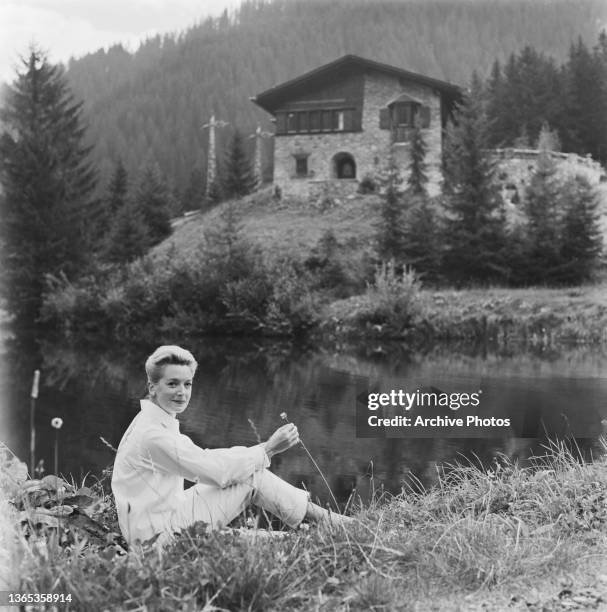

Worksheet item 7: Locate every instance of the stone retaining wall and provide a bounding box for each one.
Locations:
[492,148,606,205]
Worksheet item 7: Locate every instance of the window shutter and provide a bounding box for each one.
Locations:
[379,108,391,129]
[276,112,287,134]
[343,109,354,131]
[419,106,431,128]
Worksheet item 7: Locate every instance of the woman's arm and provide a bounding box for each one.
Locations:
[143,423,299,487]
[144,430,269,488]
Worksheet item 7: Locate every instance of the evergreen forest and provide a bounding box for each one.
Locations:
[2,0,607,339]
[62,0,607,201]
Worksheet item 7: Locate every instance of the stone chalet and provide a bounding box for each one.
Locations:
[251,55,461,199]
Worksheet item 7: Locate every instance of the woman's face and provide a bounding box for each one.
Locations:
[148,364,194,416]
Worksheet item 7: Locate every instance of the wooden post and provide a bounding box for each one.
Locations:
[30,369,40,476]
[249,124,273,190]
[202,114,229,199]
[207,114,217,197]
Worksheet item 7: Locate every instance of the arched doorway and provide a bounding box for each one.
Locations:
[332,152,356,179]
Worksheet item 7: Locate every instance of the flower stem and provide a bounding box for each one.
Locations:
[281,413,341,513]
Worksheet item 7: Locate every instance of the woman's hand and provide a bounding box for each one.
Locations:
[262,423,300,459]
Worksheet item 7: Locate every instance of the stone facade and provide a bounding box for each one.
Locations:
[253,56,460,201]
[272,71,444,199]
[361,72,443,197]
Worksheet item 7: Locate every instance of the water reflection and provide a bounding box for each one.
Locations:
[2,337,606,507]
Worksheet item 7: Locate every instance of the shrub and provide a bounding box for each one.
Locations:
[41,269,113,336]
[305,230,368,298]
[360,261,422,328]
[326,261,423,335]
[264,257,319,334]
[357,174,377,194]
[42,237,322,341]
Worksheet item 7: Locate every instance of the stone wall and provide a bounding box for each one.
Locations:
[273,71,444,200]
[492,148,606,204]
[493,148,607,236]
[362,72,443,197]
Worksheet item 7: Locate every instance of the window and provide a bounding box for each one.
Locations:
[394,103,417,126]
[309,111,321,131]
[390,102,422,142]
[295,156,308,177]
[277,108,355,134]
[287,112,298,133]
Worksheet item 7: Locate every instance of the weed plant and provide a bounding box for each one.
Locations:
[7,439,605,610]
[323,261,423,337]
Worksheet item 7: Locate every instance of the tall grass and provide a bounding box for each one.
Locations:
[8,439,606,610]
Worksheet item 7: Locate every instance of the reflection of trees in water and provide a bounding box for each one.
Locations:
[6,335,606,504]
[341,339,607,380]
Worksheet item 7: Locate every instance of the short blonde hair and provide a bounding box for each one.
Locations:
[145,345,198,383]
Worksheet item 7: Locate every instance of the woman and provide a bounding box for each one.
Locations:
[111,345,349,544]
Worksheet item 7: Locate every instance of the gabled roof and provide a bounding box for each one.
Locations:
[252,54,462,114]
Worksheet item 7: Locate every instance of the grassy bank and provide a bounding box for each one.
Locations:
[4,441,607,611]
[39,188,607,346]
[323,280,607,345]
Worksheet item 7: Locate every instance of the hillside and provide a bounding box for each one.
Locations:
[156,177,607,266]
[134,184,607,346]
[62,0,607,194]
[155,187,381,262]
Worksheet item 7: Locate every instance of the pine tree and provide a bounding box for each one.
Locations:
[180,168,206,213]
[108,159,128,216]
[222,130,255,200]
[595,30,607,164]
[402,196,441,282]
[205,178,224,208]
[486,59,505,146]
[562,36,607,163]
[203,202,258,283]
[557,175,603,284]
[520,151,562,284]
[441,82,508,284]
[0,49,96,328]
[94,159,128,251]
[103,200,150,264]
[407,121,428,196]
[487,47,564,148]
[402,123,440,280]
[133,166,172,246]
[377,151,407,264]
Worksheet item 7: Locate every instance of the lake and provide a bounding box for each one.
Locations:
[2,336,606,508]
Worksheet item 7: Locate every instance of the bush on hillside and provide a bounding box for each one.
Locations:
[362,261,422,327]
[324,261,423,336]
[264,258,319,335]
[305,230,372,298]
[41,235,321,341]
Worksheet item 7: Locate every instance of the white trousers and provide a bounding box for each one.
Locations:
[171,469,309,534]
